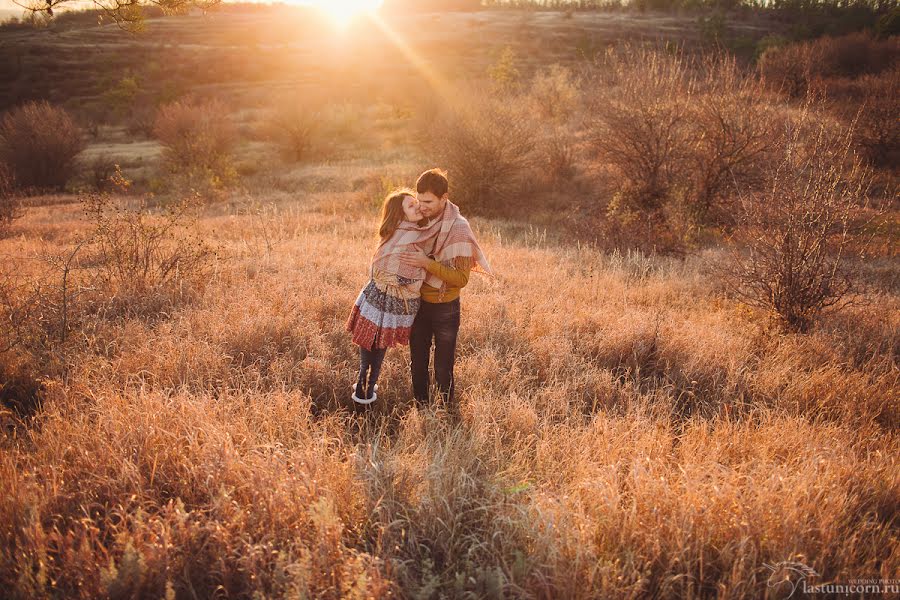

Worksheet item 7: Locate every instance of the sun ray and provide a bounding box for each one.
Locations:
[368,12,457,104]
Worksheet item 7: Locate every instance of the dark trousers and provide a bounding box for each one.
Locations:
[410,298,460,406]
[357,346,387,399]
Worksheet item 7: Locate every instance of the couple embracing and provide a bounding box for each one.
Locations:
[345,168,492,412]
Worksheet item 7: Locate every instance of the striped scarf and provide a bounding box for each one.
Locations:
[424,201,493,295]
[370,217,442,288]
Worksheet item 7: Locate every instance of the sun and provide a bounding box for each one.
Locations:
[310,0,383,28]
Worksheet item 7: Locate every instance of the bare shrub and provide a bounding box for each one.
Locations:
[85,154,117,192]
[813,31,897,79]
[0,241,94,375]
[428,99,537,216]
[850,70,900,170]
[0,171,219,374]
[83,174,219,318]
[680,57,775,228]
[726,111,876,333]
[0,101,84,192]
[589,48,774,241]
[821,68,900,170]
[541,128,578,188]
[265,95,326,162]
[153,99,237,199]
[0,163,21,237]
[758,41,811,98]
[589,47,691,215]
[759,32,899,98]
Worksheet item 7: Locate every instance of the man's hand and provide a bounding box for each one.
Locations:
[399,245,432,269]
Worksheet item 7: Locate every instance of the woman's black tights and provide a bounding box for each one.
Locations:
[356,346,387,400]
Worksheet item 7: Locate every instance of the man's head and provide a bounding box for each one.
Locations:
[415,168,449,219]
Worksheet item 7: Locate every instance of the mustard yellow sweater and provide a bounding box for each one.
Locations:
[421,260,471,303]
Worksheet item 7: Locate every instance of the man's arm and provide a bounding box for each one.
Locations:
[425,260,470,288]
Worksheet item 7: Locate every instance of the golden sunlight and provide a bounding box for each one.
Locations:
[309,0,382,28]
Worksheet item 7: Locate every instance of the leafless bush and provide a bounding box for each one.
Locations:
[0,181,219,377]
[680,57,775,228]
[429,99,537,216]
[589,48,774,237]
[541,128,578,188]
[0,101,84,191]
[589,47,691,214]
[154,99,237,199]
[759,33,899,98]
[821,68,900,170]
[725,111,876,333]
[264,95,326,162]
[0,163,21,237]
[0,241,93,376]
[84,154,117,192]
[758,41,811,98]
[83,175,219,318]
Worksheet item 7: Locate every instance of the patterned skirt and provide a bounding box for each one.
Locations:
[346,277,421,351]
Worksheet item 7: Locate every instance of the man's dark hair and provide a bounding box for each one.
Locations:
[416,168,449,198]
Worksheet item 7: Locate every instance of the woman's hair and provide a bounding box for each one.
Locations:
[378,188,417,243]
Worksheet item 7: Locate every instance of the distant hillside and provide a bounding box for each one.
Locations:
[0,7,782,120]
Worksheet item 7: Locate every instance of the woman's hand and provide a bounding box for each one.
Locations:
[399,245,432,269]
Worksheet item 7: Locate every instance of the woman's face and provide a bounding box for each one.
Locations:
[401,195,423,222]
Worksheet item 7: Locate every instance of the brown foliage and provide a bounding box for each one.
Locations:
[0,101,84,192]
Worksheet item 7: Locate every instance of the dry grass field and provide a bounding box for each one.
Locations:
[1,4,898,599]
[1,183,897,598]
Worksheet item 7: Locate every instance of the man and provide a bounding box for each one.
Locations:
[399,168,492,411]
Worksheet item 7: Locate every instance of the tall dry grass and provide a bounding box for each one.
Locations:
[1,189,897,598]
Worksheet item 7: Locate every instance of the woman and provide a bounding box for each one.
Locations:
[345,189,442,405]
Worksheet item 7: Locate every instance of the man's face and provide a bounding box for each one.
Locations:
[416,191,446,219]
